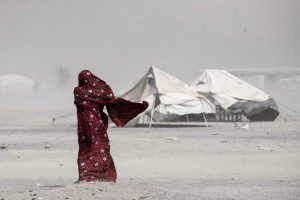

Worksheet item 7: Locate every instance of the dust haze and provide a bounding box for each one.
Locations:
[0,0,299,113]
[0,2,300,199]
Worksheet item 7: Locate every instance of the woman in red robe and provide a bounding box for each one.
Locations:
[74,70,148,182]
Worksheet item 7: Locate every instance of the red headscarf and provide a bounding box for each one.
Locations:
[74,70,148,126]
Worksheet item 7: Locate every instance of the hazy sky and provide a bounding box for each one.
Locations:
[0,0,299,90]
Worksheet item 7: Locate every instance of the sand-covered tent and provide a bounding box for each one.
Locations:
[191,70,279,121]
[120,67,215,126]
[0,74,36,95]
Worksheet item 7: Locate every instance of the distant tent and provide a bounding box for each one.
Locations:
[191,70,279,121]
[0,74,36,95]
[120,66,216,126]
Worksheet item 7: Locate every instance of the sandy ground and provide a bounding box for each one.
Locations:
[0,110,299,199]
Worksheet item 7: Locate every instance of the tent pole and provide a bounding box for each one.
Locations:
[203,113,208,127]
[149,105,155,128]
[186,114,190,122]
[157,104,161,124]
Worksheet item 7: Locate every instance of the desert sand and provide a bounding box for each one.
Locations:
[0,110,299,199]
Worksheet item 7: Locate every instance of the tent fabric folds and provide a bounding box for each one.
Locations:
[191,70,279,121]
[120,67,216,125]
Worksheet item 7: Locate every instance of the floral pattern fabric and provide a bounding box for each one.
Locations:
[74,70,148,182]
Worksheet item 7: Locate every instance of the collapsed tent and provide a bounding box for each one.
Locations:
[120,67,215,126]
[0,74,36,95]
[191,70,279,121]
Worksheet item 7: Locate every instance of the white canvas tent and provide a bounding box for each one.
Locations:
[0,74,36,95]
[191,70,279,121]
[120,67,216,126]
